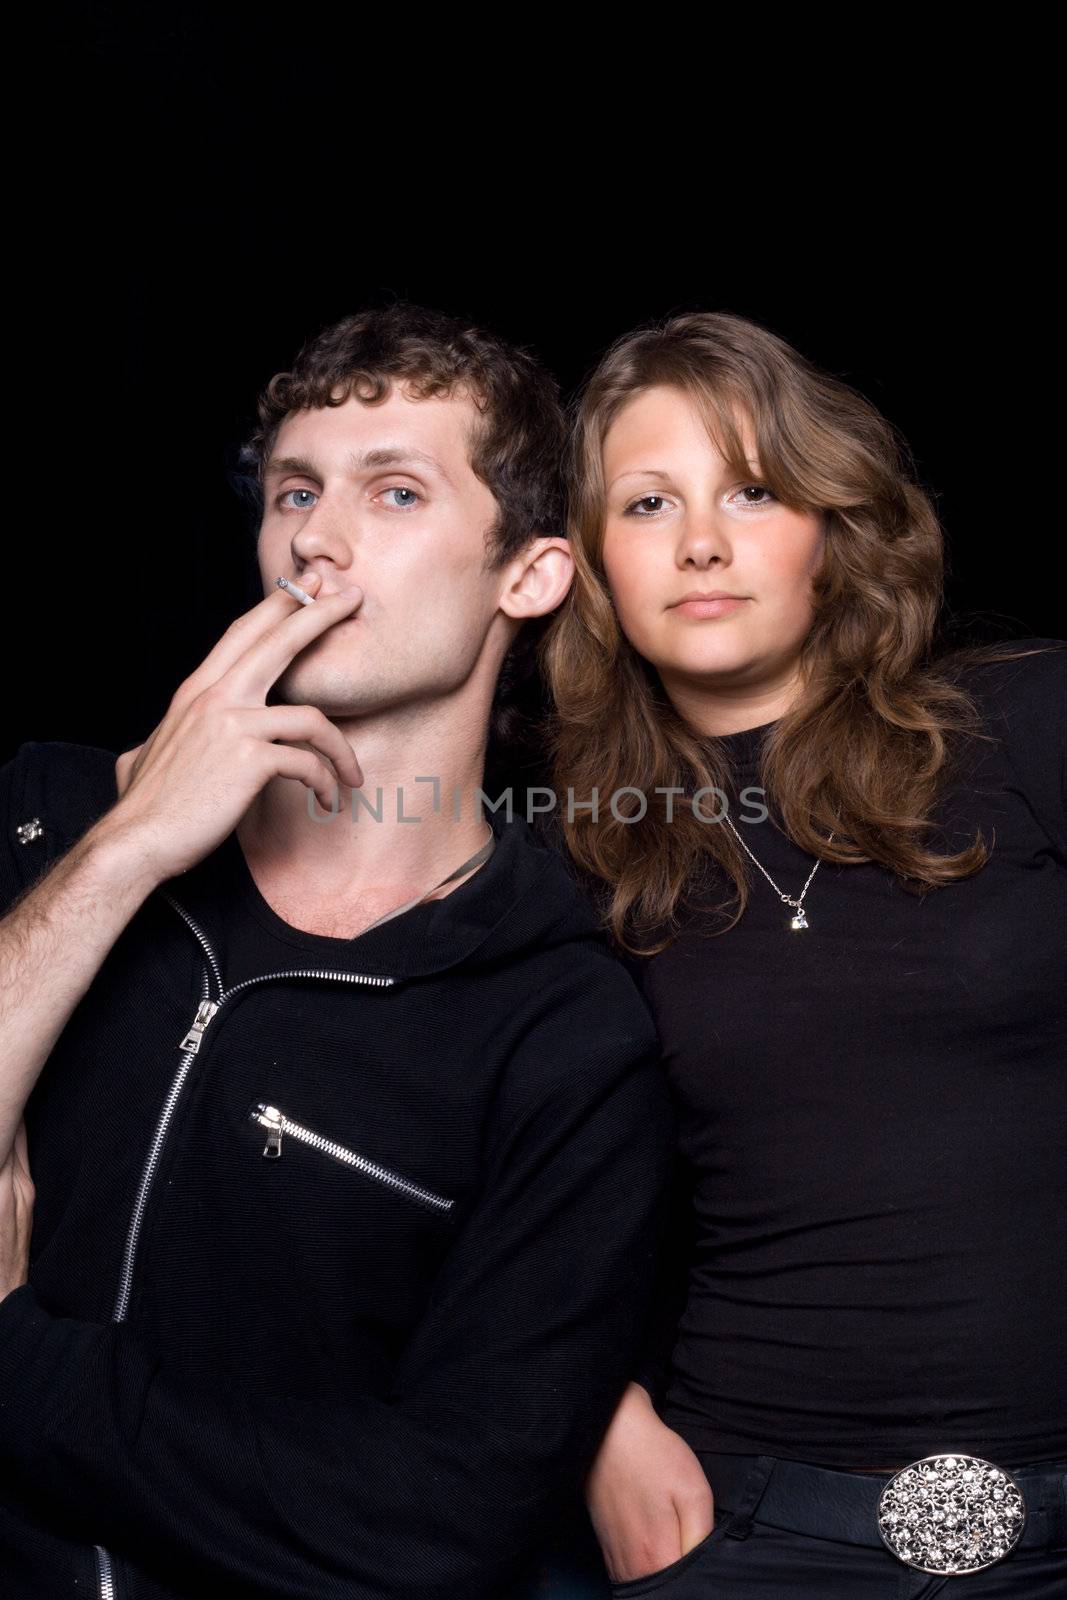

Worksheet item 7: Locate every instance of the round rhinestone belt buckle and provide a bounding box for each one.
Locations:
[877,1454,1026,1574]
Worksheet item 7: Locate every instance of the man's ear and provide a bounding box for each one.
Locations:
[498,537,574,623]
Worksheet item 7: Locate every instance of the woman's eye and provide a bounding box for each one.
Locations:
[623,495,670,517]
[622,485,776,518]
[277,488,318,511]
[734,484,776,508]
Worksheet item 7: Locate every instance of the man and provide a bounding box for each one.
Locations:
[0,303,674,1599]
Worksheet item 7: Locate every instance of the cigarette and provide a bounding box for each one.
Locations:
[276,575,316,605]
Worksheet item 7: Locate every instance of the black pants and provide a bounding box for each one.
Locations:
[519,1454,1067,1599]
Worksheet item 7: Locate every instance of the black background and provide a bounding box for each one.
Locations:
[8,12,1058,771]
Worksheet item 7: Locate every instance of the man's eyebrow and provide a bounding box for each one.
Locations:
[349,447,456,487]
[264,454,319,482]
[264,447,455,488]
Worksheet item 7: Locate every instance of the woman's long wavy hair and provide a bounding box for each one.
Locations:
[540,311,1057,958]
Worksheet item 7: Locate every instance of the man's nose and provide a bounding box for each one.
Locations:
[289,503,358,574]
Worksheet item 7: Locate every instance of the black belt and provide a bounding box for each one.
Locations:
[698,1451,1067,1574]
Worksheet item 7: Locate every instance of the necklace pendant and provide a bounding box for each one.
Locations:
[790,910,809,931]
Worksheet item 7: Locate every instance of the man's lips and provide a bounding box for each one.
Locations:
[316,591,365,625]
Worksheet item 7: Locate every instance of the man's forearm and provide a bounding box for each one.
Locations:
[0,818,164,1166]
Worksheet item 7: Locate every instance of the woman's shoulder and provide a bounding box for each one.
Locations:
[949,637,1065,755]
[940,636,1066,845]
[945,636,1066,712]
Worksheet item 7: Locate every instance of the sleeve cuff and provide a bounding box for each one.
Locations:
[0,1282,112,1472]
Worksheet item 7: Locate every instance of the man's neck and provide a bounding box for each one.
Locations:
[235,706,494,916]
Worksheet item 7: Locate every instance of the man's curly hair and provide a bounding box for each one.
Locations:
[230,300,566,759]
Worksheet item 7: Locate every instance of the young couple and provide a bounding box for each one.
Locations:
[0,303,1063,1600]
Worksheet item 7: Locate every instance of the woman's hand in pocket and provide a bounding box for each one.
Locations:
[585,1381,714,1584]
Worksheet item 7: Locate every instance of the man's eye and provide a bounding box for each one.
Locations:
[274,486,424,512]
[277,488,318,510]
[380,486,421,509]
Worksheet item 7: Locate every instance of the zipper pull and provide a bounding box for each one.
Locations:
[253,1103,285,1158]
[179,999,220,1053]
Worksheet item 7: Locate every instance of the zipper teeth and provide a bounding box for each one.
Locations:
[228,967,396,993]
[255,1107,454,1212]
[111,974,208,1323]
[159,892,397,994]
[160,892,225,994]
[95,1544,115,1600]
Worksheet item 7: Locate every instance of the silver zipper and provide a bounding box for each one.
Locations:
[179,998,220,1053]
[95,890,399,1597]
[250,1102,455,1214]
[112,892,397,1320]
[95,1544,115,1600]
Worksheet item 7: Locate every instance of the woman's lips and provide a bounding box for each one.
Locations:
[670,596,749,618]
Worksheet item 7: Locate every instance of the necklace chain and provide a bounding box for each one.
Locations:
[357,823,495,935]
[721,813,835,930]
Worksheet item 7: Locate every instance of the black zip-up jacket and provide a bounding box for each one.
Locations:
[0,740,675,1600]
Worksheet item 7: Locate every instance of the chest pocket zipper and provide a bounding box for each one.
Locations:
[249,1103,456,1215]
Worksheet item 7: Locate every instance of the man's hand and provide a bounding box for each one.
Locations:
[585,1381,715,1584]
[103,567,367,883]
[0,1119,34,1302]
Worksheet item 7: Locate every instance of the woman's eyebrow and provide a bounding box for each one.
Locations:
[608,459,762,490]
[608,468,673,489]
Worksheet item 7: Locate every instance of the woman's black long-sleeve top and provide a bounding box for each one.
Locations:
[630,640,1067,1470]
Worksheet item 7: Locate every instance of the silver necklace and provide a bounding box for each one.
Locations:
[350,824,496,937]
[721,814,834,931]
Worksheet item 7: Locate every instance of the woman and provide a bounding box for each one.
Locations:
[533,312,1066,1597]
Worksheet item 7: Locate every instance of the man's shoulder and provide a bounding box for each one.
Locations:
[490,937,664,1136]
[497,815,659,1030]
[2,738,120,846]
[0,739,120,917]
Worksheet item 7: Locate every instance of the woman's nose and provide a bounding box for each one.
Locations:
[677,511,732,566]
